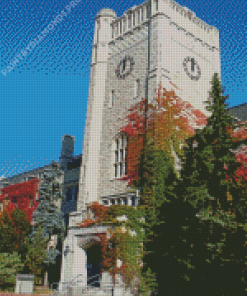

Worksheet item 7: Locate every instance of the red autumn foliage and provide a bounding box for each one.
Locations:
[120,86,207,186]
[234,146,247,182]
[0,179,40,223]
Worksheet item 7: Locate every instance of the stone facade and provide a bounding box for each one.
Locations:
[78,0,221,211]
[61,0,222,293]
[229,103,247,122]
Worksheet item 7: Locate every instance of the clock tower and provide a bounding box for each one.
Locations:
[78,0,221,209]
[60,0,221,291]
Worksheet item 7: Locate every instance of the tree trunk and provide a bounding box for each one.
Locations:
[44,271,49,288]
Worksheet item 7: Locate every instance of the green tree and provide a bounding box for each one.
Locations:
[182,73,246,215]
[32,161,65,265]
[133,73,246,295]
[0,252,24,291]
[133,134,180,294]
[0,208,31,259]
[24,226,49,285]
[179,73,247,295]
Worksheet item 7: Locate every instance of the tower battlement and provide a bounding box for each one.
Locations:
[109,0,219,49]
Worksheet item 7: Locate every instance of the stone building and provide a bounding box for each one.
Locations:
[59,0,222,294]
[0,134,81,287]
[0,0,245,294]
[0,134,81,225]
[229,103,247,122]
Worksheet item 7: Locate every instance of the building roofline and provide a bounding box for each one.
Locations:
[228,102,247,110]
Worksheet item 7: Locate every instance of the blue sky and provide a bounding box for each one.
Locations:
[0,0,246,178]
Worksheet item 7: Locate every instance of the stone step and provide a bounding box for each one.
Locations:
[55,286,134,296]
[81,287,112,295]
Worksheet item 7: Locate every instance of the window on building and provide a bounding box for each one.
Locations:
[133,12,135,26]
[128,14,131,29]
[65,213,69,235]
[123,17,126,32]
[66,187,72,201]
[109,90,115,108]
[155,0,159,11]
[135,79,140,99]
[120,20,122,34]
[141,7,144,22]
[137,9,140,24]
[66,185,78,202]
[96,20,100,42]
[146,5,149,18]
[114,134,128,178]
[72,185,78,201]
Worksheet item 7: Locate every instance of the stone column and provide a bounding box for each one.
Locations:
[72,236,87,287]
[59,235,74,291]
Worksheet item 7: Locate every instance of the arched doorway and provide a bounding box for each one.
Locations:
[86,243,102,287]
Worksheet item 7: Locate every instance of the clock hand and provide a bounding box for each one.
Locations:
[191,58,195,72]
[122,58,126,72]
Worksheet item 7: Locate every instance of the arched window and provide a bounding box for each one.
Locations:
[114,134,128,178]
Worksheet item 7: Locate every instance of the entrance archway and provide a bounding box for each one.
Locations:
[86,243,102,287]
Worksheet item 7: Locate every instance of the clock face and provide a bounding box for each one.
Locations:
[183,57,201,81]
[115,56,134,79]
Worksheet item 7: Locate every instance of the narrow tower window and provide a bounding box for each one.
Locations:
[110,90,114,107]
[112,24,114,38]
[135,79,140,99]
[120,20,122,34]
[123,17,126,32]
[137,9,140,24]
[96,20,100,43]
[155,0,159,11]
[128,14,131,29]
[114,134,128,178]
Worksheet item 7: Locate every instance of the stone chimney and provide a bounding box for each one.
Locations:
[59,135,75,170]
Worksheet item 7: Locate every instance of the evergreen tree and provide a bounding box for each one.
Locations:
[182,73,246,215]
[24,226,49,285]
[136,73,246,295]
[179,73,247,295]
[32,161,65,266]
[0,252,24,291]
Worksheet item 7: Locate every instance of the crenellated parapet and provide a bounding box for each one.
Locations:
[110,0,219,50]
[168,0,217,33]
